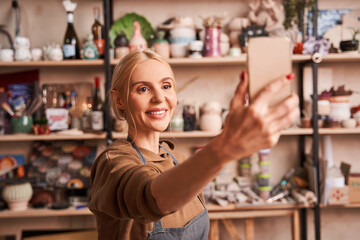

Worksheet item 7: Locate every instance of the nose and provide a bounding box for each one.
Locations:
[151,88,165,103]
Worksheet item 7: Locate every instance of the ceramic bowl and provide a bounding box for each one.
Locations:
[340,40,359,52]
[189,40,203,52]
[220,42,230,56]
[170,43,188,58]
[0,49,14,62]
[341,118,357,128]
[329,102,351,120]
[170,27,196,39]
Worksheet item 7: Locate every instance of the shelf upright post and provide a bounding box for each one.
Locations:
[311,1,321,240]
[103,0,113,145]
[312,60,321,240]
[299,61,307,240]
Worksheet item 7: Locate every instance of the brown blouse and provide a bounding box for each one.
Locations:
[89,139,205,240]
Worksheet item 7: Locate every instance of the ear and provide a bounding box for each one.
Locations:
[110,90,125,109]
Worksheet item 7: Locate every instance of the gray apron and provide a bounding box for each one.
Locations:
[128,138,210,240]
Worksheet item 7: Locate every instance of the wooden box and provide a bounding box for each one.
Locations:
[328,186,349,205]
[349,175,360,203]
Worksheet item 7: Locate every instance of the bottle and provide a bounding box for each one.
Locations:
[91,7,105,58]
[91,77,104,131]
[129,21,147,52]
[63,11,80,59]
[0,87,5,135]
[82,97,92,131]
[82,34,99,60]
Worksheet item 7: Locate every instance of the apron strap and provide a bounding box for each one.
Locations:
[159,144,179,165]
[127,136,147,164]
[127,137,206,230]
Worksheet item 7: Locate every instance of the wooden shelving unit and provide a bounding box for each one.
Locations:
[0,59,104,67]
[0,203,308,219]
[0,128,358,142]
[321,53,360,63]
[1,53,358,68]
[0,54,314,68]
[0,132,106,141]
[0,207,93,219]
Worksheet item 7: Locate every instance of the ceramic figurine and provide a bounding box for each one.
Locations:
[14,37,32,61]
[248,0,285,32]
[114,33,130,59]
[200,101,222,131]
[129,21,147,52]
[49,44,63,61]
[152,31,170,59]
[82,34,99,60]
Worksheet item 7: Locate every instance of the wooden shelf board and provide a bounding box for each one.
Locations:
[2,53,360,68]
[112,129,313,140]
[0,203,308,219]
[2,128,358,142]
[281,128,313,135]
[321,203,360,208]
[112,131,220,139]
[0,207,92,219]
[111,55,311,67]
[0,132,106,141]
[319,128,360,134]
[0,59,104,67]
[322,53,360,62]
[206,203,307,212]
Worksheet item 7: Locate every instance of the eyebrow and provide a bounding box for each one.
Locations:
[131,77,174,88]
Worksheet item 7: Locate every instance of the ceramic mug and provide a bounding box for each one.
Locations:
[31,48,43,61]
[15,47,32,61]
[11,116,33,133]
[0,49,14,62]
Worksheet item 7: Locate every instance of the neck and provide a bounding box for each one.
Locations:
[128,129,160,154]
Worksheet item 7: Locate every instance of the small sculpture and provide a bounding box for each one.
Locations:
[248,0,285,32]
[248,0,298,45]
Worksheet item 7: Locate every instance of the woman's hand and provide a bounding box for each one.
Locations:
[212,71,299,163]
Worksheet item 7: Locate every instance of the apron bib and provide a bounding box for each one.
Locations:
[128,138,210,240]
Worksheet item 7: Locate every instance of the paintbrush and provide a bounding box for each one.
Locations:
[1,102,17,117]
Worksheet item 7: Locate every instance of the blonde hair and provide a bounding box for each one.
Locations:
[110,49,175,127]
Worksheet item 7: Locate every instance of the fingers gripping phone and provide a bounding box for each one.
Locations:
[247,37,292,106]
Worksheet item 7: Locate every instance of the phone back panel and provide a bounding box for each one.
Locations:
[247,37,292,106]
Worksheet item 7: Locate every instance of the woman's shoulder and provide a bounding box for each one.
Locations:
[95,139,140,166]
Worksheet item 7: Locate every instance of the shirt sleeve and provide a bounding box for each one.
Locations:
[89,150,165,223]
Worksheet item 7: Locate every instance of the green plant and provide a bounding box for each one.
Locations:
[350,27,360,41]
[282,0,316,29]
[109,12,155,48]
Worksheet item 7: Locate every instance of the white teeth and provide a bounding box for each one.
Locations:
[147,110,166,115]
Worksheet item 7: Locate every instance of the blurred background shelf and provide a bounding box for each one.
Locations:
[0,59,104,67]
[0,132,106,141]
[2,53,359,68]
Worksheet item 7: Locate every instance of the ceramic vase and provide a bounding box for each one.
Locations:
[204,27,222,57]
[2,182,33,211]
[200,113,222,131]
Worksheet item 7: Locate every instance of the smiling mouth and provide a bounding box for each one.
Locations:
[146,110,167,115]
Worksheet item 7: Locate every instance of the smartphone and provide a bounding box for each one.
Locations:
[247,37,292,107]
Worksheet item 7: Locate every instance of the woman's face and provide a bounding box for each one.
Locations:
[124,59,177,134]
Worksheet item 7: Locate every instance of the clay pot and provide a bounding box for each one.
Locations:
[2,182,33,211]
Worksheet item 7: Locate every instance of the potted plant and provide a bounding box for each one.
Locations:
[340,27,359,52]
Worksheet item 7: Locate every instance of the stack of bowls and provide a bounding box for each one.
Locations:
[170,27,196,58]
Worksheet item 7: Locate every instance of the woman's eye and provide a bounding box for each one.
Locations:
[163,84,172,90]
[137,87,148,93]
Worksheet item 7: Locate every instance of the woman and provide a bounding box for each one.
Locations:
[89,49,299,240]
